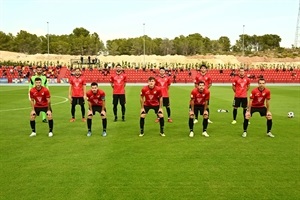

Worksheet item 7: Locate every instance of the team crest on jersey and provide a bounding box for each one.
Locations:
[37,97,42,102]
[257,97,263,102]
[93,99,99,104]
[197,98,202,103]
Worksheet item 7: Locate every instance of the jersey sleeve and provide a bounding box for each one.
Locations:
[28,76,35,91]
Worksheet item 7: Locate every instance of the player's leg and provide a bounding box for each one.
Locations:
[194,108,199,124]
[261,107,274,137]
[189,108,194,137]
[207,100,213,124]
[201,107,209,137]
[112,95,118,121]
[101,107,107,137]
[156,106,165,136]
[120,95,126,121]
[165,98,172,122]
[232,98,238,124]
[241,98,249,124]
[242,108,252,137]
[70,97,76,122]
[139,107,148,136]
[29,108,37,137]
[41,111,47,123]
[80,97,86,122]
[47,108,54,137]
[87,108,94,136]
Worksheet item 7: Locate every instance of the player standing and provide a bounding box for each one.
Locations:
[231,67,250,124]
[69,68,86,122]
[155,67,172,122]
[110,64,127,122]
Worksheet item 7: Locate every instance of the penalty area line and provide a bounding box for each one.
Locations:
[0,96,68,112]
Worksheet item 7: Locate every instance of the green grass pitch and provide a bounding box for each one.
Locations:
[0,85,299,200]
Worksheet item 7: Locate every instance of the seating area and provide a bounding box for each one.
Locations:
[1,66,299,83]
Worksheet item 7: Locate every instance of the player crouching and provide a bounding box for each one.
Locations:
[29,77,54,137]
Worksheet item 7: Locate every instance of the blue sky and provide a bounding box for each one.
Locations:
[0,0,298,48]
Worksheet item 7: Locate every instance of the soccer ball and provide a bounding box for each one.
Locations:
[287,112,295,118]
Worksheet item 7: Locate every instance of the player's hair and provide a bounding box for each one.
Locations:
[159,67,165,70]
[198,81,205,85]
[91,82,98,87]
[34,77,42,82]
[36,66,42,69]
[148,76,156,81]
[258,78,265,83]
[75,67,81,71]
[200,64,207,69]
[116,63,121,67]
[239,67,244,70]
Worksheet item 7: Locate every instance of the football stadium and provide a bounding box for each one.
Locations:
[0,81,299,199]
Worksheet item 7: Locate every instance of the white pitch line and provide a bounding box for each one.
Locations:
[0,96,68,112]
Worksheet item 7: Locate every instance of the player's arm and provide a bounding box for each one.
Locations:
[207,77,213,89]
[29,92,36,116]
[102,99,106,112]
[88,101,92,112]
[28,77,34,100]
[247,99,253,112]
[140,95,144,109]
[159,96,163,110]
[266,99,270,112]
[232,84,236,92]
[110,77,114,88]
[44,77,49,89]
[83,84,87,100]
[68,85,72,101]
[204,100,208,111]
[190,98,194,112]
[47,97,52,111]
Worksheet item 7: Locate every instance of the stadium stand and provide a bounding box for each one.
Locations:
[1,66,299,84]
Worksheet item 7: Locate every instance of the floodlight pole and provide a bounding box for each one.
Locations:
[47,22,50,66]
[242,25,245,56]
[143,23,146,68]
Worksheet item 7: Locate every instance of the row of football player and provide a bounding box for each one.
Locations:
[28,73,276,138]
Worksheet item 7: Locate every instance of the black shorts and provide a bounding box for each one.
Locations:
[72,97,85,106]
[232,97,248,108]
[90,106,106,115]
[113,94,126,105]
[190,105,206,115]
[144,105,160,114]
[34,107,51,116]
[250,107,267,117]
[162,97,170,107]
